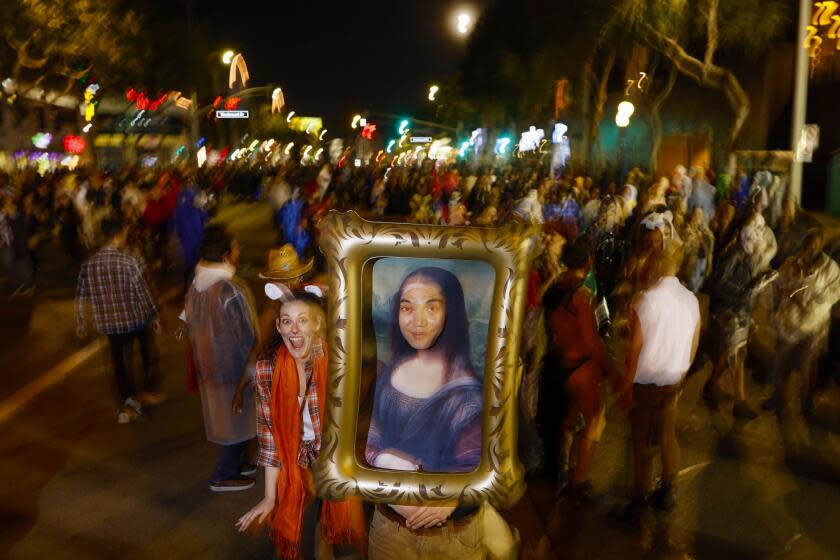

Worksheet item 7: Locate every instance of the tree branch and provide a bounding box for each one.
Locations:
[580,55,595,167]
[639,21,750,151]
[649,65,678,172]
[9,36,50,70]
[704,0,720,77]
[590,49,617,175]
[54,61,93,81]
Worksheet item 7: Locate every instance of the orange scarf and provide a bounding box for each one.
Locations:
[268,342,367,559]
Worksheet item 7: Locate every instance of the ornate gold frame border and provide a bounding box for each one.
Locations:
[312,211,538,508]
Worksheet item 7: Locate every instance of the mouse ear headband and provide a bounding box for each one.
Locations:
[303,283,327,298]
[641,210,675,248]
[265,282,328,302]
[264,282,295,302]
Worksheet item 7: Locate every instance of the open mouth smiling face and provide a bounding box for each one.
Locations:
[277,300,320,360]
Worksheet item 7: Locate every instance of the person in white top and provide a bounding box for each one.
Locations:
[618,245,700,513]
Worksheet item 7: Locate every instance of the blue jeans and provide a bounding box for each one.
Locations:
[211,440,248,482]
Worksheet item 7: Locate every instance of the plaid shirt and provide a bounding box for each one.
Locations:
[255,342,324,469]
[75,247,158,335]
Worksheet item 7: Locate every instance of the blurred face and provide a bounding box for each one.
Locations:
[398,277,446,351]
[277,300,320,360]
[546,232,566,259]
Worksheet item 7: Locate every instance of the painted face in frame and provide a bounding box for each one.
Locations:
[277,300,320,360]
[398,276,446,351]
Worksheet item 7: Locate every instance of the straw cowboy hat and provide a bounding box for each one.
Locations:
[259,244,314,280]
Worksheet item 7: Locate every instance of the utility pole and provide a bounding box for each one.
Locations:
[790,0,811,205]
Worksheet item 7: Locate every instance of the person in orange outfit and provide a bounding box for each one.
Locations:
[541,238,616,494]
[236,286,366,559]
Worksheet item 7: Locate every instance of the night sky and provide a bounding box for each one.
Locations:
[172,0,484,134]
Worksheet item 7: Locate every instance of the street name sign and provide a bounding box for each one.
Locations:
[410,136,432,143]
[216,110,249,119]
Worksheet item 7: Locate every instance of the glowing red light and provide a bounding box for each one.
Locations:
[63,135,87,154]
[126,88,138,102]
[361,123,377,140]
[148,93,168,111]
[136,92,150,111]
[338,154,347,168]
[213,95,222,108]
[224,97,241,110]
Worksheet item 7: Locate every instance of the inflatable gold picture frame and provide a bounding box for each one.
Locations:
[313,211,538,508]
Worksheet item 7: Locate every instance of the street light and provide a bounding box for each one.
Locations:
[428,85,439,101]
[351,114,362,129]
[615,101,634,128]
[456,13,472,35]
[448,8,475,39]
[222,50,235,65]
[615,101,634,182]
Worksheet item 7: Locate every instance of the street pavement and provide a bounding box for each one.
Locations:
[2,199,840,559]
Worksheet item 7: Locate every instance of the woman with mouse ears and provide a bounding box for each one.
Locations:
[236,282,366,560]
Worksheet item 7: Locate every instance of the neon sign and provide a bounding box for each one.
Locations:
[806,1,840,73]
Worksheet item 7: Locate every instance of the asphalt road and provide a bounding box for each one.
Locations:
[1,199,840,559]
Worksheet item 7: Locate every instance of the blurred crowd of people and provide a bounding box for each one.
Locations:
[261,156,840,507]
[2,153,840,557]
[0,164,253,296]
[244,156,837,529]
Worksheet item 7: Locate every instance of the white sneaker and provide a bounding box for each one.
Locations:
[124,397,145,417]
